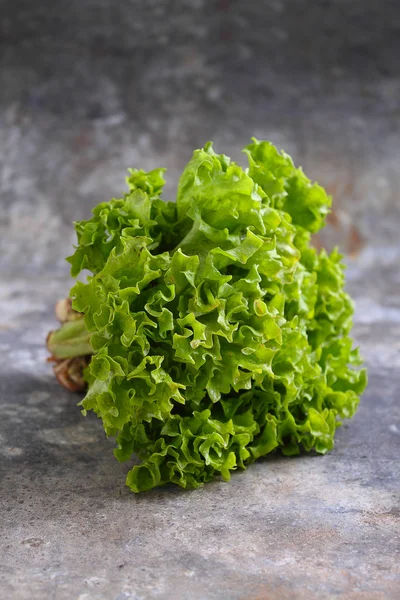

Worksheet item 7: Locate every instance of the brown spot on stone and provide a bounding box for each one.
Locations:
[361,507,400,526]
[72,131,91,151]
[348,224,364,257]
[21,538,44,548]
[326,208,340,229]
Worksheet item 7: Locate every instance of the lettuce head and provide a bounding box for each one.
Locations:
[47,139,367,492]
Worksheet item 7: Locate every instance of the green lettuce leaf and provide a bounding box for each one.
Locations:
[61,143,366,492]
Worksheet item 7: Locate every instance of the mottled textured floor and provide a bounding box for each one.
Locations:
[0,259,399,599]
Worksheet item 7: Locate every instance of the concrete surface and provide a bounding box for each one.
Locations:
[1,0,400,275]
[0,261,399,600]
[1,1,400,598]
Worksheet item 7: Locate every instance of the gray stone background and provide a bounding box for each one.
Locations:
[1,0,400,273]
[0,1,399,599]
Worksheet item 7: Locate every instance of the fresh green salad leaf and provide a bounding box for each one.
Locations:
[48,139,367,492]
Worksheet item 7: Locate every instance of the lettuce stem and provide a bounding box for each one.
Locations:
[47,317,92,360]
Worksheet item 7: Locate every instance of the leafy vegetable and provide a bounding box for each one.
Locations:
[47,139,367,492]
